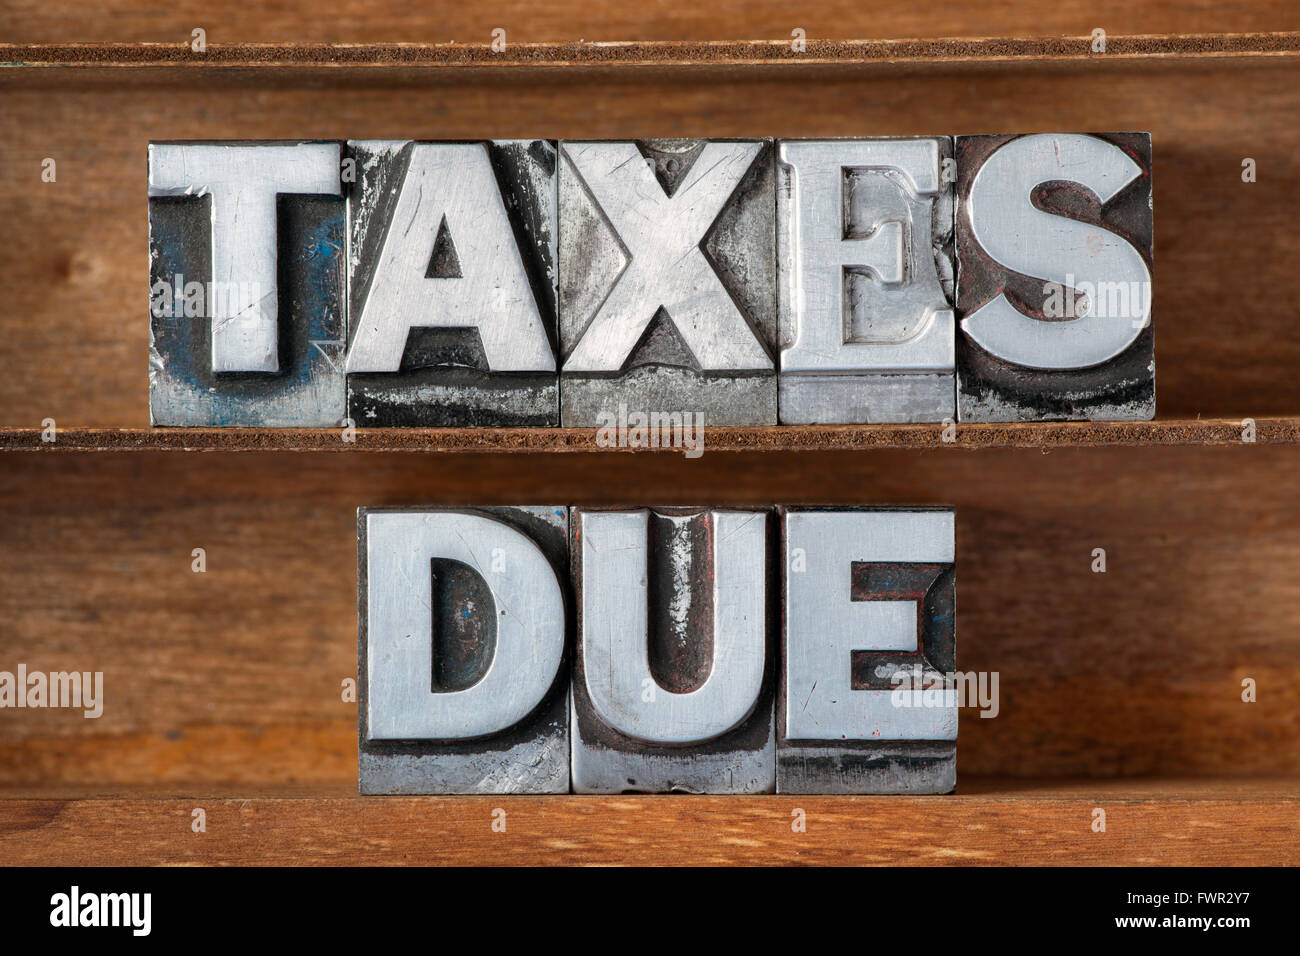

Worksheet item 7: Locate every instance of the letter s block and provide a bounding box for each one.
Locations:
[955,133,1154,421]
[778,507,956,794]
[358,507,570,793]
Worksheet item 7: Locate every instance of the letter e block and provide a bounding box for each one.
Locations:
[778,507,956,794]
[778,137,956,423]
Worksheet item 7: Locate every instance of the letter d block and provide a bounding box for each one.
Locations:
[779,507,956,794]
[358,507,570,793]
[345,141,559,426]
[956,133,1154,421]
[571,508,776,793]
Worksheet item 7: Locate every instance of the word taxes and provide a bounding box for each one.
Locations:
[149,134,1153,427]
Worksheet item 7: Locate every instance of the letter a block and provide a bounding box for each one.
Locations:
[570,508,776,793]
[345,141,559,426]
[358,506,571,793]
[778,507,956,794]
[558,140,778,426]
[148,141,346,426]
[955,133,1154,421]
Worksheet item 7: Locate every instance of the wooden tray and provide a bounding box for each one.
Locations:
[1,18,1297,865]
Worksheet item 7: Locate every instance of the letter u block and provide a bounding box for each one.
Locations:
[357,507,571,793]
[570,508,776,793]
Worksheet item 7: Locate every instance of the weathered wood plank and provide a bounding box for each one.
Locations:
[1,780,1294,865]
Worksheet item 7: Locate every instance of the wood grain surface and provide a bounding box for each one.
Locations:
[1,55,1298,426]
[0,780,1294,865]
[0,445,1296,788]
[0,419,1296,452]
[3,1,1299,44]
[3,34,1299,69]
[2,9,1298,865]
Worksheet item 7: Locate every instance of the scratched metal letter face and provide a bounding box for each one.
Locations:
[346,141,559,426]
[955,133,1154,422]
[358,506,570,794]
[570,508,775,793]
[148,141,346,426]
[778,507,956,794]
[778,138,956,423]
[558,140,778,426]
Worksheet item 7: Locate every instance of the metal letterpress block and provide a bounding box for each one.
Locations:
[558,140,778,426]
[570,508,775,793]
[955,132,1154,421]
[346,140,558,426]
[148,141,346,426]
[778,507,956,794]
[778,138,956,423]
[358,506,570,794]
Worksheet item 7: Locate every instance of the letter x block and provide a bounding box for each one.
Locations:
[358,506,571,794]
[345,141,559,427]
[778,507,956,794]
[955,133,1154,421]
[558,140,778,426]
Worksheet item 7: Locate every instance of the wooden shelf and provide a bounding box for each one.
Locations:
[3,33,1298,72]
[2,446,1295,791]
[6,1,1300,49]
[3,39,1300,426]
[1,779,1294,865]
[1,419,1297,452]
